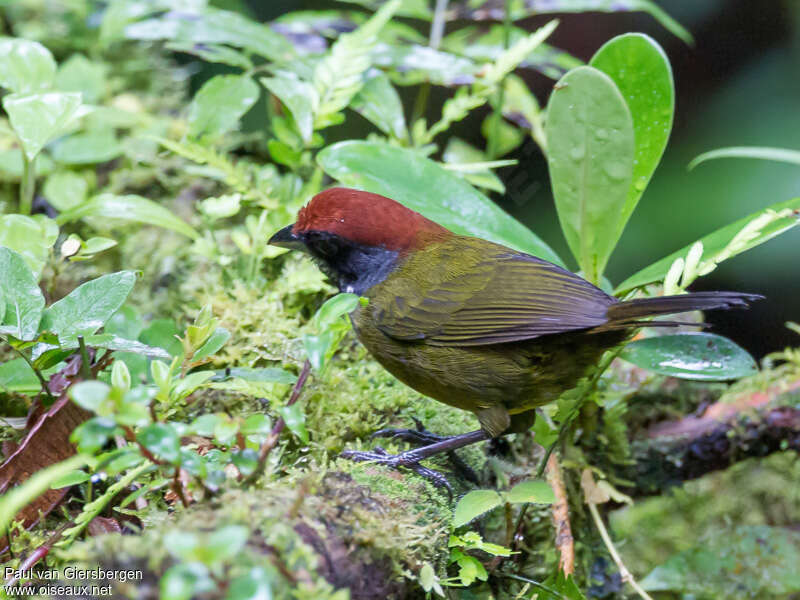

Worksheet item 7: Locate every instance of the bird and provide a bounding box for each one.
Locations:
[269,187,762,487]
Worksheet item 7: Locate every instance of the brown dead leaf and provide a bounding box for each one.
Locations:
[0,354,92,554]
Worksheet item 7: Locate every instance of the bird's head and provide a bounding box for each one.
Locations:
[269,187,450,294]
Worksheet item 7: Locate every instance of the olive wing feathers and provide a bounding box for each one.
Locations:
[372,237,617,346]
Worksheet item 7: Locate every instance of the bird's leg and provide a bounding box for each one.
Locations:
[340,429,490,491]
[371,418,481,484]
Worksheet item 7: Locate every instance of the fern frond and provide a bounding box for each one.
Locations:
[312,0,401,129]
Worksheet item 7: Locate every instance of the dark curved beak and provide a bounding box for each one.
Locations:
[268,224,305,251]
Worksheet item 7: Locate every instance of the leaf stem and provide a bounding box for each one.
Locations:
[588,501,654,600]
[77,336,92,380]
[19,153,36,216]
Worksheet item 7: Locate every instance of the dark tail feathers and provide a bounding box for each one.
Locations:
[595,291,764,332]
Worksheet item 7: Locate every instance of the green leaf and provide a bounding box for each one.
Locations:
[314,293,360,330]
[40,271,137,341]
[506,480,556,504]
[69,381,111,413]
[0,214,58,280]
[351,71,407,140]
[278,402,309,444]
[545,66,634,283]
[171,371,215,402]
[50,129,124,165]
[70,417,116,454]
[193,327,230,362]
[55,53,108,103]
[140,318,183,357]
[453,490,503,528]
[212,367,297,386]
[0,247,45,340]
[590,34,674,242]
[124,7,295,62]
[374,43,478,86]
[0,358,40,393]
[620,332,758,381]
[3,92,84,160]
[50,469,91,489]
[138,423,181,464]
[56,193,199,239]
[43,171,89,211]
[167,42,253,70]
[318,140,563,265]
[616,198,800,293]
[188,75,259,140]
[689,146,800,169]
[240,414,272,436]
[0,38,56,94]
[214,416,239,446]
[260,72,317,144]
[62,334,171,360]
[224,566,273,600]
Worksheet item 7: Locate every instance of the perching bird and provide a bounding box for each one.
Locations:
[269,187,761,486]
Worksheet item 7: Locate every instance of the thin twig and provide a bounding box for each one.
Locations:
[587,501,654,600]
[546,454,574,575]
[250,360,312,482]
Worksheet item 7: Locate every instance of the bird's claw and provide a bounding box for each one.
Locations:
[340,447,453,494]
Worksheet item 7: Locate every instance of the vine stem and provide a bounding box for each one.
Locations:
[411,0,449,127]
[588,501,654,600]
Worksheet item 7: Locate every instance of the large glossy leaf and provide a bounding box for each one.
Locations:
[689,146,800,169]
[546,66,634,282]
[260,72,317,144]
[453,0,692,44]
[351,71,407,140]
[40,271,137,341]
[0,247,45,340]
[188,75,259,140]
[620,332,758,381]
[616,198,800,293]
[318,140,563,265]
[590,34,674,242]
[0,38,56,94]
[0,214,58,280]
[56,193,199,239]
[3,92,84,160]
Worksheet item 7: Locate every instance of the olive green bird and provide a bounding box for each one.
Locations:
[269,187,761,487]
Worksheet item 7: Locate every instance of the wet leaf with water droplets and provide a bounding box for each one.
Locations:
[620,332,758,381]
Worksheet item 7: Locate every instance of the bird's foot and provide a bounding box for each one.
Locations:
[340,446,453,493]
[371,418,480,485]
[371,417,446,445]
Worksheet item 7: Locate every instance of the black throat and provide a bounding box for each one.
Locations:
[302,231,399,295]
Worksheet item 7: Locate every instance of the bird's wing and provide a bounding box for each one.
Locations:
[373,237,616,346]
